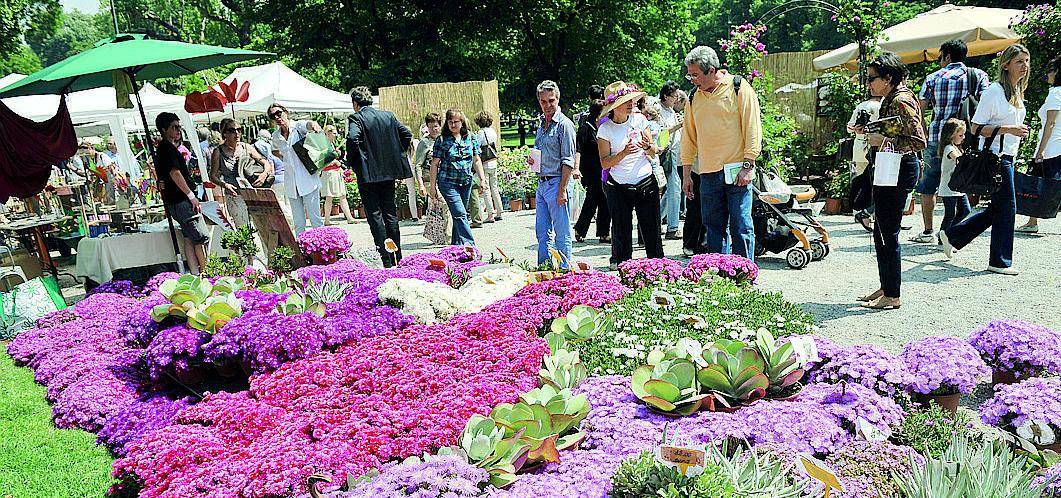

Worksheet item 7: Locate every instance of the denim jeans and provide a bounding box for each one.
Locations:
[535,177,573,267]
[683,171,704,253]
[289,188,324,235]
[660,148,682,233]
[944,156,1016,268]
[437,178,475,246]
[940,195,971,233]
[699,171,755,260]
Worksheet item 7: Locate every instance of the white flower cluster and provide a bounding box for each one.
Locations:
[377,267,531,324]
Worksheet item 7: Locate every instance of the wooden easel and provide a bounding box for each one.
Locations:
[239,188,302,269]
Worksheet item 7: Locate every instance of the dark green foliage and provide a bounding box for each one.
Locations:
[610,451,735,498]
[268,246,296,275]
[894,404,980,459]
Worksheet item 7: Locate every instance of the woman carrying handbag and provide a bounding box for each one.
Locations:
[940,44,1033,275]
[856,52,927,310]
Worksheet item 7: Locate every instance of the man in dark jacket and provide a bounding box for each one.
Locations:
[346,86,413,266]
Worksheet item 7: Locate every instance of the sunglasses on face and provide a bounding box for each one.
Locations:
[225,127,242,134]
[269,110,284,120]
[866,74,883,83]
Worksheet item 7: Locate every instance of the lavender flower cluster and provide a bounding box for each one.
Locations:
[806,343,914,398]
[398,245,486,286]
[87,279,146,298]
[980,377,1061,429]
[97,392,194,456]
[968,319,1061,377]
[901,336,990,395]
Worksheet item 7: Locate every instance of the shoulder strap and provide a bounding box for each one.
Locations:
[733,75,744,98]
[966,66,978,97]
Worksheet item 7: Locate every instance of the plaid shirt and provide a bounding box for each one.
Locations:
[431,134,480,185]
[919,62,990,142]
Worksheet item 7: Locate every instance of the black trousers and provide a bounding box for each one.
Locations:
[606,181,664,264]
[574,181,610,239]
[871,154,919,298]
[359,180,402,267]
[682,171,705,253]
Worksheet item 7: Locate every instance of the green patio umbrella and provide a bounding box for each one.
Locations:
[0,33,272,273]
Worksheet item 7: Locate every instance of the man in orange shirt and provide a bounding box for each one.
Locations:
[680,45,763,260]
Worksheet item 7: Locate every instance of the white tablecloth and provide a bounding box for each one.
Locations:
[75,232,178,284]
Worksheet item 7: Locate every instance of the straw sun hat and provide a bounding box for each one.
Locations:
[601,81,646,116]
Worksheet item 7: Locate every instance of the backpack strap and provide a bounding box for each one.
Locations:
[966,66,979,99]
[733,75,743,99]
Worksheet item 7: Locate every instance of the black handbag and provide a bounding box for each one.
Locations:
[292,137,319,175]
[949,125,1003,196]
[479,132,498,162]
[1015,171,1061,219]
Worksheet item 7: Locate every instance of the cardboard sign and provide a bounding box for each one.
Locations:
[239,188,301,269]
[799,454,843,497]
[656,445,706,476]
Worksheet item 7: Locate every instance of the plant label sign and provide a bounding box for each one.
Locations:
[656,445,706,476]
[799,454,843,497]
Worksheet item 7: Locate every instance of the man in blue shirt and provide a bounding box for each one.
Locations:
[912,39,989,243]
[532,80,577,268]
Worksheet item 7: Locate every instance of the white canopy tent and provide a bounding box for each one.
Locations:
[195,61,359,121]
[1,73,207,179]
[813,5,1023,71]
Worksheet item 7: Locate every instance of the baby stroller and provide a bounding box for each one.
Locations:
[751,169,831,269]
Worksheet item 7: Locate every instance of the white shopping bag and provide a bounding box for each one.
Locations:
[873,151,903,187]
[569,183,586,220]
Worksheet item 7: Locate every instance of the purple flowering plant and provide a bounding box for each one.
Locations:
[901,336,990,395]
[616,258,684,289]
[968,319,1061,377]
[296,226,351,263]
[683,253,759,285]
[981,377,1061,441]
[806,343,913,398]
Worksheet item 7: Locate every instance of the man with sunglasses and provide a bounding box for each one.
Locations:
[268,103,324,234]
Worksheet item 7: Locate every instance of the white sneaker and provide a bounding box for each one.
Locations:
[682,247,695,257]
[939,230,954,260]
[1015,224,1039,234]
[987,266,1019,275]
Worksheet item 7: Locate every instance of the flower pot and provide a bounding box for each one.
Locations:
[309,253,337,266]
[824,198,842,215]
[991,368,1029,387]
[509,199,523,212]
[527,196,537,209]
[355,206,366,219]
[399,205,412,220]
[918,392,961,414]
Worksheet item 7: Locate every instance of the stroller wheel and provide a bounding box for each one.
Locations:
[810,240,828,261]
[755,243,767,258]
[786,248,811,269]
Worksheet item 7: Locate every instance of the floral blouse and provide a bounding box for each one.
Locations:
[876,84,928,154]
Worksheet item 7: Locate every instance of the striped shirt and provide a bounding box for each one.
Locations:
[918,62,990,142]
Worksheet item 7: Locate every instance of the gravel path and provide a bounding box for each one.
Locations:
[340,205,1060,351]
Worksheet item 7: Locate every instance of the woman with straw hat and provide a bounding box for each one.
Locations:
[596,81,665,268]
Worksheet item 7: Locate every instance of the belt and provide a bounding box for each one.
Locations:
[539,175,559,180]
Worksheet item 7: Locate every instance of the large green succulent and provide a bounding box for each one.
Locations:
[753,330,805,395]
[632,353,710,416]
[458,415,530,488]
[151,275,243,332]
[697,339,769,410]
[898,438,1047,498]
[489,385,588,464]
[549,305,609,342]
[539,349,588,390]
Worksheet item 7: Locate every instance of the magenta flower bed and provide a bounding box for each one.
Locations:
[296,226,352,263]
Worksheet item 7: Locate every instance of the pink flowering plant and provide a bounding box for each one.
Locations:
[617,258,684,289]
[901,336,990,396]
[296,226,351,263]
[718,23,769,84]
[683,253,759,285]
[968,319,1061,378]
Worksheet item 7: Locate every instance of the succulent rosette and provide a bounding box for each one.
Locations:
[901,336,990,395]
[968,319,1061,377]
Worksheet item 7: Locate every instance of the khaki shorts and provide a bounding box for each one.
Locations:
[169,200,209,245]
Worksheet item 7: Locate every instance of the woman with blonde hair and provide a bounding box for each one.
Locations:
[321,124,356,224]
[209,117,273,227]
[940,44,1032,275]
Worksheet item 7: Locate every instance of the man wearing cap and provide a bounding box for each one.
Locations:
[680,45,763,260]
[531,80,577,268]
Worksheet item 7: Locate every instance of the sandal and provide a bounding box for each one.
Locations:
[575,234,586,243]
[857,289,883,302]
[861,296,901,310]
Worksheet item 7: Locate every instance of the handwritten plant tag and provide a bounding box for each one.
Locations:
[855,417,890,442]
[799,454,843,497]
[655,444,707,476]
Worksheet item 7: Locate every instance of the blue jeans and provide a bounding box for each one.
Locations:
[916,141,942,195]
[660,148,681,232]
[940,195,970,233]
[289,188,324,235]
[944,156,1016,268]
[699,171,755,260]
[535,177,573,267]
[437,179,475,246]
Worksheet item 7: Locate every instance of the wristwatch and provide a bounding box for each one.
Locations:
[741,160,755,170]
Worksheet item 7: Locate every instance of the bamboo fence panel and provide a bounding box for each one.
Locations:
[378,80,500,132]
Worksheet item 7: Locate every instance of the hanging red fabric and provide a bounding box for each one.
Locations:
[0,94,78,203]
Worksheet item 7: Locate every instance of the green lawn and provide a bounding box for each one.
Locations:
[0,350,115,497]
[500,126,535,148]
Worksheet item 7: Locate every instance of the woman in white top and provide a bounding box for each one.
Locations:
[940,44,1032,275]
[1017,55,1061,233]
[474,111,503,222]
[596,81,664,266]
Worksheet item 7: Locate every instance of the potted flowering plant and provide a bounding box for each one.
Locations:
[981,377,1061,452]
[296,226,351,265]
[967,320,1061,386]
[901,336,990,413]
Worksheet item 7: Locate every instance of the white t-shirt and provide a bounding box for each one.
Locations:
[1036,87,1061,160]
[596,113,654,185]
[475,127,499,169]
[938,144,963,197]
[972,82,1026,157]
[848,99,881,164]
[271,120,321,199]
